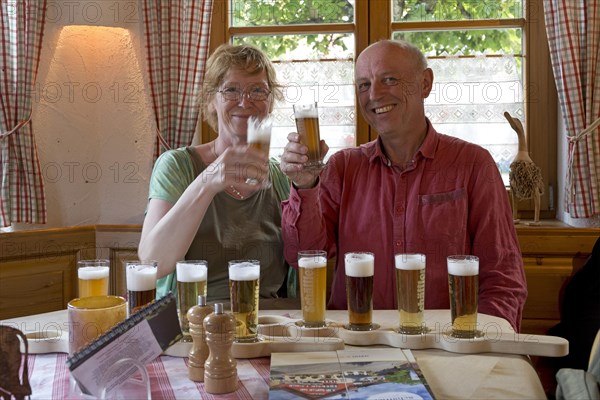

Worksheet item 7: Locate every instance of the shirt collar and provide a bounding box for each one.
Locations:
[365,118,439,166]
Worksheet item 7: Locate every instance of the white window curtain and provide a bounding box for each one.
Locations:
[0,1,47,227]
[141,0,214,159]
[544,0,600,218]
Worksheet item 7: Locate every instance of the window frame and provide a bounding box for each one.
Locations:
[204,0,557,218]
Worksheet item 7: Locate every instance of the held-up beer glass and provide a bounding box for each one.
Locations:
[344,252,379,331]
[228,260,260,342]
[125,261,158,315]
[395,253,426,334]
[447,255,479,338]
[246,116,272,187]
[176,260,208,342]
[293,102,322,168]
[297,250,328,328]
[78,259,110,298]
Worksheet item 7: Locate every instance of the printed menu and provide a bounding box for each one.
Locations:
[269,348,435,399]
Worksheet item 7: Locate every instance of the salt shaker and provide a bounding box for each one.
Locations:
[203,303,237,394]
[187,295,214,382]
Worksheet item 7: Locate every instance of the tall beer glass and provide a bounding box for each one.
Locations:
[125,261,158,315]
[78,259,110,298]
[395,253,426,334]
[447,255,479,338]
[246,116,272,187]
[297,250,328,328]
[293,103,322,168]
[229,260,260,342]
[176,260,208,342]
[344,252,378,331]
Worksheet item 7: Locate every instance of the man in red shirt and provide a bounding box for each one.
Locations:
[280,39,527,331]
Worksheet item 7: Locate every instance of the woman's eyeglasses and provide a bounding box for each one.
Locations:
[218,86,271,102]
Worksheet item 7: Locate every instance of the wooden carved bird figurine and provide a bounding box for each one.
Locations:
[504,112,544,225]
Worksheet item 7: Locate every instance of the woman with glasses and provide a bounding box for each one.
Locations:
[139,44,292,301]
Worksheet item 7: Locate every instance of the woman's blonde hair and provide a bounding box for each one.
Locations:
[201,44,283,132]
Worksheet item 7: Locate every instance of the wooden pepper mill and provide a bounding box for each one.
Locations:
[187,295,214,382]
[203,303,238,394]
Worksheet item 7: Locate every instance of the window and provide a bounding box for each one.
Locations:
[206,0,556,215]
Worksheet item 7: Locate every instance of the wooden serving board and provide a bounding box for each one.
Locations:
[19,310,568,358]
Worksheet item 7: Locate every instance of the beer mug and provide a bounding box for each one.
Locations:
[125,261,158,315]
[68,295,126,355]
[176,260,208,342]
[297,250,328,328]
[246,116,272,187]
[78,259,110,298]
[447,255,479,338]
[395,253,426,334]
[293,102,322,168]
[344,252,379,331]
[228,260,260,342]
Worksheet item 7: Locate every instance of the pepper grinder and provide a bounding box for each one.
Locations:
[187,295,214,382]
[203,303,238,394]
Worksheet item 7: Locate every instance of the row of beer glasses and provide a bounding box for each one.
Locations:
[296,251,480,338]
[396,253,480,337]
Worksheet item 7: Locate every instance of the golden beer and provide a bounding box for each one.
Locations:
[298,251,327,327]
[176,260,208,341]
[229,260,260,342]
[293,103,321,167]
[344,252,376,331]
[126,261,158,315]
[395,253,426,334]
[67,295,126,355]
[78,265,109,298]
[447,255,479,338]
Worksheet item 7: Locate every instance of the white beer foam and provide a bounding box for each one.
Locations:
[294,105,318,119]
[447,259,479,276]
[344,253,374,277]
[78,266,109,280]
[229,262,260,281]
[395,254,426,270]
[298,256,327,269]
[247,116,272,143]
[176,262,208,282]
[127,265,157,291]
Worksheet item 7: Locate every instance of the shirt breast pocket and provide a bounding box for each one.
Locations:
[418,188,467,241]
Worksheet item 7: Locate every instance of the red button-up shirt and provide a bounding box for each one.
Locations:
[282,122,527,331]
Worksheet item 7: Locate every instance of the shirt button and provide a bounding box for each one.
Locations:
[396,240,402,247]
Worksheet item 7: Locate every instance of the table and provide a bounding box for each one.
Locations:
[3,308,547,399]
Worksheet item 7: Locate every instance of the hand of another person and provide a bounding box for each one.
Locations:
[280,132,328,189]
[201,146,269,193]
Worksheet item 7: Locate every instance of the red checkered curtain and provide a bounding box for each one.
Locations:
[0,0,47,227]
[544,0,600,218]
[142,1,213,158]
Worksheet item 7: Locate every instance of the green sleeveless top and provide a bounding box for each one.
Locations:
[148,146,292,301]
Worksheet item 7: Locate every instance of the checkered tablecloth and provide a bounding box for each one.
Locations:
[27,354,271,399]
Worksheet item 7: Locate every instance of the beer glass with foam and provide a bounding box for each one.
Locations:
[447,255,479,338]
[344,252,378,331]
[246,116,272,187]
[228,260,260,342]
[176,260,208,342]
[395,253,426,334]
[293,102,322,168]
[125,261,158,315]
[297,250,328,328]
[78,259,110,298]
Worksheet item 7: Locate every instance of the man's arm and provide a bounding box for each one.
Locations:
[468,151,528,332]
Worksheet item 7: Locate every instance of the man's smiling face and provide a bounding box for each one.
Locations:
[355,42,430,139]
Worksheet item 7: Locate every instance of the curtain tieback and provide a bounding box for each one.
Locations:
[567,116,600,199]
[156,128,171,151]
[0,116,32,139]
